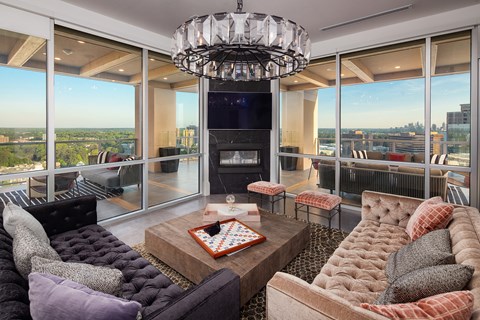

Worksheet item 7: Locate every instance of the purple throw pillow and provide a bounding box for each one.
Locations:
[28,272,141,320]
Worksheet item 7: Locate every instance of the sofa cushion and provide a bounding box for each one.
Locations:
[313,219,410,305]
[354,162,390,171]
[366,151,384,160]
[376,264,474,304]
[386,229,455,284]
[362,290,473,319]
[31,256,124,296]
[107,154,123,171]
[29,272,141,320]
[49,224,184,317]
[13,224,61,278]
[431,154,448,165]
[3,202,49,244]
[406,197,454,240]
[397,166,444,176]
[82,168,120,188]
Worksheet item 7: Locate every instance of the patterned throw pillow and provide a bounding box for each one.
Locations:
[117,156,136,175]
[351,150,368,159]
[97,151,110,164]
[13,224,61,278]
[376,264,474,305]
[405,197,454,241]
[362,291,473,320]
[29,273,141,320]
[31,256,124,297]
[430,154,448,165]
[3,202,50,244]
[386,229,455,284]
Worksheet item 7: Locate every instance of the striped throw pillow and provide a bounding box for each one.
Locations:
[361,291,473,320]
[97,151,109,164]
[430,154,447,165]
[352,150,368,159]
[117,156,136,175]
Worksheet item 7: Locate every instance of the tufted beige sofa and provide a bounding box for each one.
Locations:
[266,190,480,320]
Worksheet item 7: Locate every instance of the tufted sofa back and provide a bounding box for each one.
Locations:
[361,191,423,228]
[25,195,97,237]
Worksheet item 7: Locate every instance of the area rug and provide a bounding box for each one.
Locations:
[0,179,122,209]
[132,220,348,320]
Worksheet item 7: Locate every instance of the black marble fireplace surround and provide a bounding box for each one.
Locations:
[208,80,271,194]
[209,130,270,194]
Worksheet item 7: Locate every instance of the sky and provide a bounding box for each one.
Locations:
[0,65,470,130]
[0,67,198,128]
[318,73,470,129]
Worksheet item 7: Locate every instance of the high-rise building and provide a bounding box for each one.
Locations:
[447,103,470,153]
[0,135,9,143]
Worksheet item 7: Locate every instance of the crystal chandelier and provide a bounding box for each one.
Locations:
[171,0,311,81]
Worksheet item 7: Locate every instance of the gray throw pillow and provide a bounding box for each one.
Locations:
[13,224,61,278]
[386,229,455,283]
[3,202,49,244]
[376,264,474,304]
[31,256,124,297]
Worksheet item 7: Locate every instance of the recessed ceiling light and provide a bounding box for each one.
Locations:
[54,57,61,61]
[118,69,125,72]
[293,80,298,83]
[77,40,85,44]
[341,73,345,77]
[395,66,401,69]
[149,58,155,61]
[42,52,46,55]
[163,77,168,80]
[326,68,332,71]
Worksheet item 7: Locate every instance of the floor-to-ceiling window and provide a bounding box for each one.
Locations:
[279,58,336,195]
[279,30,473,207]
[146,52,200,208]
[0,24,201,220]
[430,31,471,205]
[0,28,47,207]
[53,26,143,220]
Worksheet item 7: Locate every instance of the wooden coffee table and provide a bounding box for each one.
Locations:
[145,210,309,305]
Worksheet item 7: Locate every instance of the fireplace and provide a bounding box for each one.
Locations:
[218,144,262,173]
[209,131,270,194]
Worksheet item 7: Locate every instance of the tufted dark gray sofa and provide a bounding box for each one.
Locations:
[0,195,240,320]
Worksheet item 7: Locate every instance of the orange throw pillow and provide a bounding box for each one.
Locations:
[361,291,473,320]
[406,197,454,241]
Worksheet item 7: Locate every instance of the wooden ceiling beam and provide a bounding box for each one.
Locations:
[170,79,198,90]
[148,80,172,89]
[280,84,288,91]
[295,69,329,87]
[430,44,438,76]
[130,64,180,83]
[341,59,374,83]
[80,52,137,77]
[7,36,45,67]
[287,83,320,91]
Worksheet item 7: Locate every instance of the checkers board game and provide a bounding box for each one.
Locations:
[188,218,266,259]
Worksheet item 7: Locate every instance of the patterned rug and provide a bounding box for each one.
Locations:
[132,218,348,320]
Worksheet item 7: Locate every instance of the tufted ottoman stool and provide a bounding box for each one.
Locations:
[294,190,342,228]
[247,181,286,214]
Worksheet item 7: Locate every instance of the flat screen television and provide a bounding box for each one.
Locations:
[208,92,272,130]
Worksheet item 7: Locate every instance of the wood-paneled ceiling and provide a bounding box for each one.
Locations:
[0,28,471,93]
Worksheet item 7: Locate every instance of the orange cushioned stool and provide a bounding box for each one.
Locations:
[294,190,342,228]
[247,181,286,214]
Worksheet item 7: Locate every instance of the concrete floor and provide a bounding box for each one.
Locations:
[102,193,361,246]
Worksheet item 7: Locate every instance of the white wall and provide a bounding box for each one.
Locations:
[312,4,480,58]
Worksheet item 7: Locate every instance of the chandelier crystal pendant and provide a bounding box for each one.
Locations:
[171,0,311,81]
